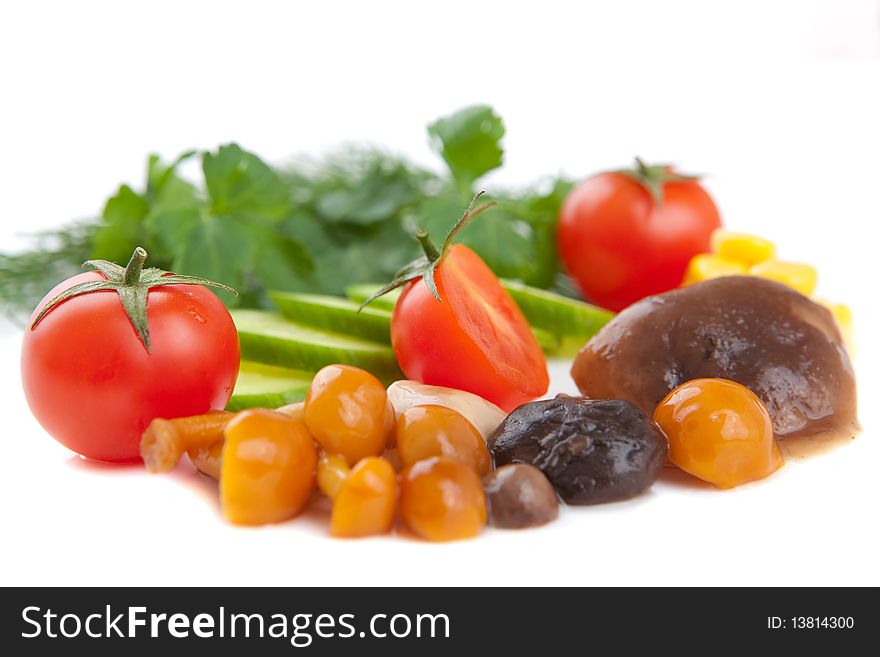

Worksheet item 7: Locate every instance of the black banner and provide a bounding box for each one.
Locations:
[0,587,871,654]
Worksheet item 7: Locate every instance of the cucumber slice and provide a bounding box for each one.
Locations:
[345,284,399,312]
[348,282,611,355]
[500,279,614,355]
[226,361,312,412]
[232,310,402,381]
[347,284,561,354]
[272,290,558,353]
[530,325,558,352]
[269,291,391,344]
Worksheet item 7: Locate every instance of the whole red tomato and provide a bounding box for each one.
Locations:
[558,159,721,311]
[21,248,239,462]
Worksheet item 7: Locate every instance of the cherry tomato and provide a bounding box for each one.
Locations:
[558,161,722,311]
[391,244,548,412]
[21,253,239,462]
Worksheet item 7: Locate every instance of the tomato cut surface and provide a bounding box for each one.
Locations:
[391,244,548,412]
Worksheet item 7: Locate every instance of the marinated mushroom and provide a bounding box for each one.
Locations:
[489,396,667,505]
[484,464,559,528]
[572,276,857,439]
[386,380,506,439]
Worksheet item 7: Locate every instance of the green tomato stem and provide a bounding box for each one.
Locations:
[124,247,148,286]
[416,230,440,262]
[30,245,236,353]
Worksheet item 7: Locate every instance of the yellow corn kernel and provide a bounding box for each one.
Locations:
[710,230,776,266]
[830,303,853,335]
[817,299,855,352]
[748,260,817,297]
[683,253,748,286]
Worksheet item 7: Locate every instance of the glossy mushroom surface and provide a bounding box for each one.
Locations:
[572,276,857,439]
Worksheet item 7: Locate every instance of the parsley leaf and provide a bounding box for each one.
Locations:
[91,184,150,263]
[428,105,505,190]
[1,107,576,318]
[417,193,547,286]
[151,144,311,305]
[172,214,256,296]
[278,211,417,295]
[203,143,290,220]
[315,161,424,225]
[92,152,199,264]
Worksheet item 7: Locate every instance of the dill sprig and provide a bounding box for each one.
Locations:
[0,222,98,323]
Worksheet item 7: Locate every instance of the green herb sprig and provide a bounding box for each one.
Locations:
[0,105,574,319]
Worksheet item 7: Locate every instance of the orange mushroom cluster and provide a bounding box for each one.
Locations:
[141,364,505,542]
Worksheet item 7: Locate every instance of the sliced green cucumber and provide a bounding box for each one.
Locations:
[345,284,399,312]
[530,325,559,352]
[500,279,614,355]
[348,281,611,356]
[272,289,558,354]
[269,291,391,344]
[226,361,312,412]
[348,285,560,351]
[232,310,403,381]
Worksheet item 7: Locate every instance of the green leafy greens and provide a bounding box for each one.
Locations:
[0,105,574,319]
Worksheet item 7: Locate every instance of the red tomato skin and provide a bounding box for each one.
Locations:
[390,245,548,412]
[21,272,240,462]
[558,172,721,311]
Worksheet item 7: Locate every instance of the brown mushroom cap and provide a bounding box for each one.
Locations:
[571,276,857,439]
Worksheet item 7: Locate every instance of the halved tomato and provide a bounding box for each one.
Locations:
[392,243,548,412]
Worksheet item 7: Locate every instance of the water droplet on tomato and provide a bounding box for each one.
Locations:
[187,305,206,323]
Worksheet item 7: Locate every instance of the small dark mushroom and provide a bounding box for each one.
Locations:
[489,396,667,505]
[483,464,559,529]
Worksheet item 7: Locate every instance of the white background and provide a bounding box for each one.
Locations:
[1,0,878,586]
